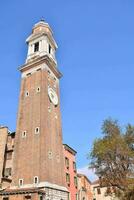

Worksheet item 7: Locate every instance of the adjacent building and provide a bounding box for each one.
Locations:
[0,127,15,189]
[91,180,118,200]
[63,144,78,200]
[77,174,93,200]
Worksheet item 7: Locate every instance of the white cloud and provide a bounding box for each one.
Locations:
[77,166,98,182]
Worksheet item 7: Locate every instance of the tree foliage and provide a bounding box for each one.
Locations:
[89,119,134,200]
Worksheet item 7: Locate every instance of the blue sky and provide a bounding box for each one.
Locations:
[0,1,134,180]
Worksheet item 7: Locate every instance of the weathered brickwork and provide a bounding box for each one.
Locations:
[12,66,65,187]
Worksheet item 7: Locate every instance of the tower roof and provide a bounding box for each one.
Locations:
[26,20,57,49]
[32,19,53,35]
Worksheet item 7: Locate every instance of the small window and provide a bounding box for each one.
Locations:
[97,188,101,195]
[49,44,51,54]
[35,127,40,134]
[22,131,27,138]
[25,91,29,97]
[74,176,78,188]
[19,179,23,187]
[73,162,76,172]
[25,196,31,199]
[26,73,31,77]
[6,152,12,160]
[34,42,39,52]
[66,173,70,185]
[65,157,69,169]
[107,187,111,193]
[40,196,43,200]
[37,68,41,72]
[48,70,50,74]
[37,87,40,93]
[48,151,53,159]
[34,176,39,184]
[3,198,9,200]
[4,168,12,177]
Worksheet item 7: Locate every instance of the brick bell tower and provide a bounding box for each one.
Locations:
[11,20,68,199]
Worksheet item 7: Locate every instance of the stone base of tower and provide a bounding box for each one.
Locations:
[45,186,68,200]
[0,183,69,200]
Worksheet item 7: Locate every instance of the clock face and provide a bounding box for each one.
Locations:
[48,87,58,106]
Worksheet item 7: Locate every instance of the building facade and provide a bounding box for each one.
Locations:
[91,180,118,200]
[63,144,78,200]
[0,20,69,200]
[0,127,15,189]
[77,174,93,200]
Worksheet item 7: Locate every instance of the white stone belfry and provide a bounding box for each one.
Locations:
[26,20,57,65]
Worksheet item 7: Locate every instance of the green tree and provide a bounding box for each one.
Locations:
[89,119,134,200]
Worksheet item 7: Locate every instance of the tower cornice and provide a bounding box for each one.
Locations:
[19,55,62,79]
[26,32,58,49]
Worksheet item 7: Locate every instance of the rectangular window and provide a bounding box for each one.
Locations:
[68,193,70,200]
[74,176,78,188]
[73,162,76,172]
[3,198,9,200]
[39,196,43,200]
[4,168,12,177]
[36,68,41,71]
[6,152,12,160]
[65,157,69,169]
[35,127,40,134]
[66,173,70,185]
[25,91,29,97]
[26,73,31,77]
[34,176,39,184]
[22,131,27,138]
[97,188,101,195]
[49,44,51,54]
[19,179,23,187]
[24,196,31,199]
[107,187,111,193]
[34,42,39,52]
[36,87,40,93]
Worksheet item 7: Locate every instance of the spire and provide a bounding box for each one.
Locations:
[40,17,45,22]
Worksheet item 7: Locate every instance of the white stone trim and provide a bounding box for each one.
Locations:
[11,181,68,192]
[21,63,58,83]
